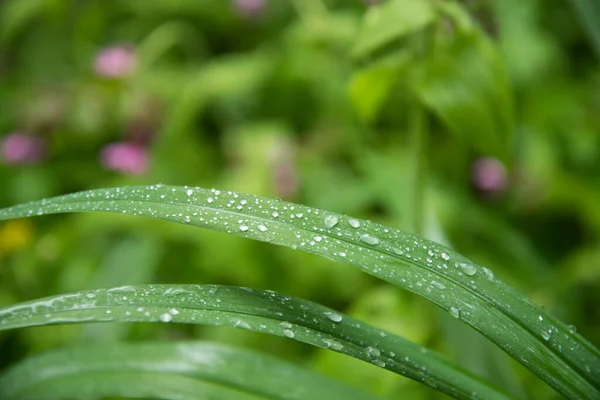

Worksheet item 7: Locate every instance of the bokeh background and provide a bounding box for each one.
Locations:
[1,0,599,398]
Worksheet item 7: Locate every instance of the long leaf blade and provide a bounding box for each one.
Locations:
[0,284,512,400]
[0,341,376,400]
[0,185,598,399]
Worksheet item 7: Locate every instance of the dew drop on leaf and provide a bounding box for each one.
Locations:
[541,330,551,341]
[257,224,268,232]
[449,307,460,319]
[366,346,381,358]
[239,224,249,232]
[324,311,343,322]
[482,267,494,281]
[459,262,477,276]
[159,313,173,323]
[283,329,295,338]
[323,214,339,228]
[359,233,380,245]
[348,218,361,228]
[441,252,450,260]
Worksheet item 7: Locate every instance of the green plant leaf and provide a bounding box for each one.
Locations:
[0,340,376,400]
[0,284,511,400]
[352,0,435,59]
[412,8,514,162]
[0,185,598,399]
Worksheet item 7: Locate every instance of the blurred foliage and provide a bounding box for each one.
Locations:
[0,0,599,399]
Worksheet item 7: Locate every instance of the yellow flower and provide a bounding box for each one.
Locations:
[0,220,34,257]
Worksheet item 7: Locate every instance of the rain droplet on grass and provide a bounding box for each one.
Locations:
[324,214,339,228]
[431,280,446,290]
[207,197,214,204]
[449,307,460,319]
[324,311,343,322]
[159,313,173,323]
[348,218,361,228]
[257,224,268,232]
[459,262,477,276]
[283,329,295,338]
[568,324,577,334]
[366,346,381,358]
[359,234,380,245]
[441,252,450,260]
[186,189,194,196]
[482,267,494,281]
[541,330,551,341]
[239,224,249,232]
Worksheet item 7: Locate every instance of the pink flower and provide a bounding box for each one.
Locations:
[100,142,148,175]
[233,0,267,19]
[1,133,45,165]
[94,45,137,78]
[472,157,508,197]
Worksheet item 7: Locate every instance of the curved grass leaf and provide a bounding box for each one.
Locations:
[0,185,598,399]
[0,284,512,400]
[0,341,376,400]
[4,371,262,400]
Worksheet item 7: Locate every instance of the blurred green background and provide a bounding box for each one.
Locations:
[1,0,599,398]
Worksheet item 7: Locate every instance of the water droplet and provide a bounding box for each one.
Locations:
[372,359,386,368]
[279,321,293,329]
[348,218,361,228]
[541,330,551,341]
[186,189,194,196]
[482,267,494,281]
[257,224,268,232]
[314,236,322,242]
[207,197,214,204]
[359,234,380,245]
[338,252,347,257]
[449,307,460,319]
[538,315,544,322]
[324,215,339,228]
[441,252,450,260]
[168,308,179,316]
[159,313,173,323]
[324,340,344,351]
[459,262,477,276]
[239,224,249,232]
[233,319,252,329]
[366,346,381,358]
[324,311,343,322]
[431,280,446,290]
[568,324,577,334]
[283,329,295,338]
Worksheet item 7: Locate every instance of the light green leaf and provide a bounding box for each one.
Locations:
[0,185,598,399]
[0,284,511,400]
[348,54,409,123]
[413,4,514,162]
[352,0,435,59]
[0,341,376,400]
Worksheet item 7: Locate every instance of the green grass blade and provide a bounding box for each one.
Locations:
[0,284,512,400]
[0,184,598,399]
[3,371,262,400]
[0,341,376,400]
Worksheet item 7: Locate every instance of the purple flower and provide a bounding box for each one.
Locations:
[94,45,137,78]
[100,142,148,175]
[1,133,45,165]
[233,0,267,19]
[471,157,508,197]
